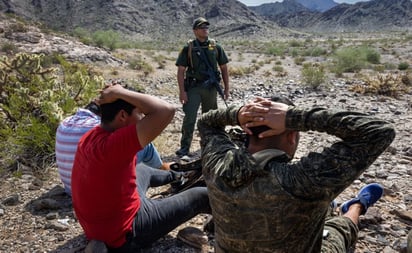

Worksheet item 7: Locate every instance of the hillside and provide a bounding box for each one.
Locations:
[0,0,283,41]
[254,0,412,32]
[2,0,412,39]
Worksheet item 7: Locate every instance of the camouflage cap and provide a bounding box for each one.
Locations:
[192,17,210,29]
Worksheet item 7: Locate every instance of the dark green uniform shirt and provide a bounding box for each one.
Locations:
[176,38,229,82]
[198,105,395,253]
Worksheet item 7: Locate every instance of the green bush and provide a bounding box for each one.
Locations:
[1,42,18,54]
[0,53,104,172]
[303,46,327,57]
[398,62,409,70]
[332,47,365,75]
[127,57,154,75]
[265,43,286,56]
[301,63,326,89]
[364,47,380,64]
[72,27,93,45]
[91,30,121,51]
[332,46,381,75]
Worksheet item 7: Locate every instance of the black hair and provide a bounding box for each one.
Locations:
[100,99,135,124]
[249,96,295,136]
[85,101,101,116]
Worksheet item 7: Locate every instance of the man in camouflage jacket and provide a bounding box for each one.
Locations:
[198,96,395,252]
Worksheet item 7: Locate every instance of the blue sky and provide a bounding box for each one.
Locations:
[238,0,368,6]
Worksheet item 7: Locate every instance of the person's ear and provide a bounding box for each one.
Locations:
[115,110,128,123]
[286,131,298,147]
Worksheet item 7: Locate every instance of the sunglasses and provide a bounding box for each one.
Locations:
[197,26,209,30]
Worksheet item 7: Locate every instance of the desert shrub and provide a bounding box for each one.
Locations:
[91,30,121,51]
[1,42,18,54]
[294,56,305,65]
[290,48,300,57]
[364,47,380,64]
[398,62,409,70]
[127,57,154,75]
[301,63,326,89]
[272,65,284,72]
[72,27,93,45]
[384,62,397,70]
[373,64,385,72]
[265,43,286,56]
[332,46,381,75]
[304,46,327,57]
[401,73,412,86]
[8,22,28,33]
[332,47,366,75]
[349,73,410,98]
[289,40,302,47]
[229,66,255,77]
[0,53,104,173]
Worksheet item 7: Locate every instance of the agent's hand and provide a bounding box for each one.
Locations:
[179,92,188,104]
[224,89,230,100]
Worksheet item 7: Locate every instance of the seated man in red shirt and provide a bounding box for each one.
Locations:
[71,84,211,251]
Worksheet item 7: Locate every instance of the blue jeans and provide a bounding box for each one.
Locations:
[137,142,162,169]
[110,164,211,252]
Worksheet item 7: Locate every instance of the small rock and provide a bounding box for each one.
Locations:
[392,210,412,222]
[31,198,60,211]
[2,194,20,206]
[45,221,69,231]
[46,212,59,220]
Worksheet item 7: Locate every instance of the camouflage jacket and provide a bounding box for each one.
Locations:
[197,105,395,253]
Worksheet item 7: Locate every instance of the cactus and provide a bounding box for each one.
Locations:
[0,53,104,172]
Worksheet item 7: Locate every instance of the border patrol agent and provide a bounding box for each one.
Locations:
[175,17,230,157]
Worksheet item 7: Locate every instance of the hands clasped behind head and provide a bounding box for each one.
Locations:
[98,83,123,105]
[240,97,288,137]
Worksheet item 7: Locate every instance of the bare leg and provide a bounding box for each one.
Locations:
[342,203,363,225]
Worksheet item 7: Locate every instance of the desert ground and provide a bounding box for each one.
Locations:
[1,29,412,253]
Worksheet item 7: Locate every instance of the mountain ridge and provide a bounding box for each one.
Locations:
[0,0,411,40]
[253,0,412,32]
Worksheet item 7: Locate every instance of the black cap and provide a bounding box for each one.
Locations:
[192,17,210,29]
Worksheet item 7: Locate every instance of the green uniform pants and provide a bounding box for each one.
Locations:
[321,216,359,253]
[180,85,217,151]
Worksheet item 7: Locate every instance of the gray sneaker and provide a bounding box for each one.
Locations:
[85,240,108,253]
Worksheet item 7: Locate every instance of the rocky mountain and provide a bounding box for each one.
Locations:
[295,0,338,12]
[0,0,283,41]
[1,0,411,40]
[253,0,412,32]
[250,0,311,18]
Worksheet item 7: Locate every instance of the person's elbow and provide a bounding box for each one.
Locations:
[164,103,176,122]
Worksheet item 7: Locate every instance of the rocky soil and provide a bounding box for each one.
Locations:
[1,16,412,253]
[1,70,412,253]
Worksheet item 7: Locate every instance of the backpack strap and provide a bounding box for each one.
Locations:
[187,38,219,69]
[187,39,194,68]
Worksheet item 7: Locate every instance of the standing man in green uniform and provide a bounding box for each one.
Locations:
[175,17,230,157]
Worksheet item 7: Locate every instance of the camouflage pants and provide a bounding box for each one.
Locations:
[180,85,217,150]
[321,216,359,253]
